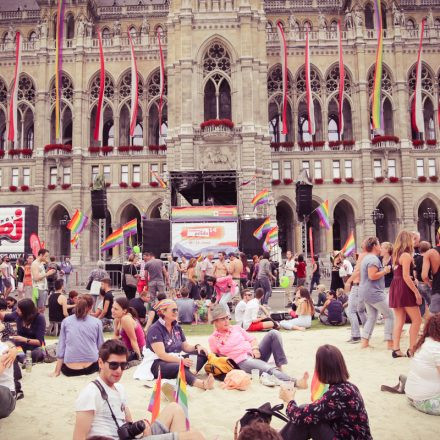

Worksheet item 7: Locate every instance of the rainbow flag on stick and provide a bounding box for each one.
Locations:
[122,219,138,238]
[265,226,279,244]
[311,370,328,402]
[67,210,89,235]
[175,359,190,430]
[70,233,80,249]
[148,368,161,423]
[341,231,356,257]
[101,228,123,251]
[251,189,269,209]
[253,218,271,240]
[315,200,330,230]
[152,171,167,189]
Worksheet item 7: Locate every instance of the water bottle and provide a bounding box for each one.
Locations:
[25,350,32,373]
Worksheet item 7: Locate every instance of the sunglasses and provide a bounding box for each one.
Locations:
[106,361,128,371]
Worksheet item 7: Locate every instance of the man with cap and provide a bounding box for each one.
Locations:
[208,304,309,388]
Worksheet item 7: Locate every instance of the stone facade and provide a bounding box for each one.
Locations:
[0,0,439,263]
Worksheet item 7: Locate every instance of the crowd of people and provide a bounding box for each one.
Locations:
[0,229,438,438]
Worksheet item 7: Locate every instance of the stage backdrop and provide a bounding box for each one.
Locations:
[171,222,238,258]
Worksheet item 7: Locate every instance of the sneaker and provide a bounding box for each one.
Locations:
[260,372,276,387]
[16,391,24,400]
[347,337,361,344]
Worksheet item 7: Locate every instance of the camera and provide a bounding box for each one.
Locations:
[117,420,146,440]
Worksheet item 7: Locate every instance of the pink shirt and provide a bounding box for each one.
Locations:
[208,325,256,364]
[121,321,146,352]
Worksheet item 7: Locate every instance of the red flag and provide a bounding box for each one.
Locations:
[94,29,105,142]
[305,30,315,135]
[412,19,425,135]
[276,22,288,135]
[309,227,314,261]
[8,32,22,145]
[158,30,165,136]
[338,20,345,138]
[128,31,139,136]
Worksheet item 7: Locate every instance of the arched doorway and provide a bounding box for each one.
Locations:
[49,205,71,258]
[417,199,439,245]
[375,198,398,243]
[150,203,162,219]
[333,200,355,250]
[276,201,294,254]
[120,204,142,255]
[90,210,112,261]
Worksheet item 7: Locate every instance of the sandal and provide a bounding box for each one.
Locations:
[392,350,406,358]
[406,349,413,358]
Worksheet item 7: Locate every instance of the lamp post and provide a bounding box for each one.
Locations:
[422,207,437,245]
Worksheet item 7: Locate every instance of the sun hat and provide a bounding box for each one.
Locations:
[210,304,229,322]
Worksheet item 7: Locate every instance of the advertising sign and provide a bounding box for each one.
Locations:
[0,205,38,259]
[171,206,238,222]
[171,222,238,258]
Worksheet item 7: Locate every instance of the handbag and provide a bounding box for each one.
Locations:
[204,353,238,379]
[86,278,93,290]
[125,265,138,288]
[90,280,102,295]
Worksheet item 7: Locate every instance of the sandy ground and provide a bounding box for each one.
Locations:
[0,325,438,440]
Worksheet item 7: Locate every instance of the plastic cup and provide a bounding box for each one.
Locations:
[189,355,198,374]
[251,369,260,382]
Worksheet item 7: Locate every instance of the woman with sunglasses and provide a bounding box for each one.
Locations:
[144,299,214,390]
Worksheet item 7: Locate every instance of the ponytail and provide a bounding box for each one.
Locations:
[75,294,93,320]
[115,297,139,321]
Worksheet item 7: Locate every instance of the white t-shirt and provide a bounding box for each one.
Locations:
[31,259,47,290]
[339,259,353,278]
[0,342,14,392]
[242,298,260,330]
[75,376,127,440]
[285,259,296,277]
[234,300,247,325]
[405,337,440,401]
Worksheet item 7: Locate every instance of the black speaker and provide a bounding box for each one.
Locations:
[142,219,170,257]
[296,183,312,219]
[239,219,265,257]
[91,189,107,219]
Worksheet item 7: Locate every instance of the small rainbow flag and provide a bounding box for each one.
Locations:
[316,200,330,230]
[311,370,328,402]
[122,219,138,238]
[70,233,79,249]
[16,346,23,353]
[341,231,356,257]
[101,227,123,251]
[265,226,279,244]
[67,210,88,235]
[175,359,190,430]
[148,368,161,423]
[41,341,47,355]
[253,218,271,240]
[152,171,167,189]
[251,189,269,209]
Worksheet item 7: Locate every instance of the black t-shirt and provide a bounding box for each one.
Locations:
[103,290,114,319]
[129,297,147,320]
[4,311,46,351]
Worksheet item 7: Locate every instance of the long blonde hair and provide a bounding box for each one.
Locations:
[392,230,414,265]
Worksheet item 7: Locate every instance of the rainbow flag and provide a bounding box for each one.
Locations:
[253,218,271,240]
[265,226,279,244]
[148,368,161,423]
[152,171,167,189]
[175,359,190,430]
[41,342,47,355]
[101,227,123,251]
[251,189,269,209]
[122,219,137,238]
[341,231,356,257]
[16,346,23,353]
[371,0,383,131]
[316,200,330,230]
[311,370,328,402]
[67,210,89,235]
[70,233,79,249]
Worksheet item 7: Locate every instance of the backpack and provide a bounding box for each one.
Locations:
[204,353,238,379]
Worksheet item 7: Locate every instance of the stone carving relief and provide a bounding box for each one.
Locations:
[200,146,237,170]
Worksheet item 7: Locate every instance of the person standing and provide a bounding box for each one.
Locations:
[167,255,179,298]
[284,251,296,305]
[309,255,320,294]
[60,256,73,288]
[122,254,138,301]
[294,254,307,287]
[14,258,25,300]
[359,237,394,350]
[228,252,244,294]
[380,242,394,297]
[422,229,440,314]
[0,257,13,299]
[23,255,34,300]
[144,251,169,301]
[200,253,215,299]
[256,252,276,305]
[186,258,200,300]
[97,278,114,331]
[213,251,228,278]
[86,261,109,309]
[239,252,250,290]
[47,256,63,296]
[330,251,345,292]
[389,231,422,358]
[31,249,56,313]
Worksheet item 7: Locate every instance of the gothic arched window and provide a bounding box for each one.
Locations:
[66,13,75,39]
[326,66,351,95]
[90,73,115,102]
[368,66,393,96]
[267,65,293,97]
[365,3,374,29]
[18,74,36,105]
[118,71,143,100]
[296,66,321,94]
[50,73,74,104]
[408,64,434,95]
[29,31,37,42]
[0,78,7,105]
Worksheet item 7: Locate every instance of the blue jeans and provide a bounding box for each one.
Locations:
[362,298,394,341]
[258,277,272,305]
[237,330,292,382]
[347,286,367,338]
[310,274,320,293]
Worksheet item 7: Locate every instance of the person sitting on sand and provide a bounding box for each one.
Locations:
[67,290,79,315]
[382,314,440,416]
[144,299,214,390]
[318,291,347,326]
[176,287,197,324]
[112,297,145,361]
[0,341,20,419]
[73,339,205,440]
[235,289,253,327]
[128,288,150,326]
[242,288,278,331]
[314,284,327,307]
[51,295,104,377]
[279,344,372,439]
[0,298,46,363]
[280,287,314,330]
[209,304,309,387]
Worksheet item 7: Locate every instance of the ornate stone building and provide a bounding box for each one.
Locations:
[0,0,439,262]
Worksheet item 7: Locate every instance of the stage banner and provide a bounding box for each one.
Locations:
[171,206,237,222]
[171,222,238,258]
